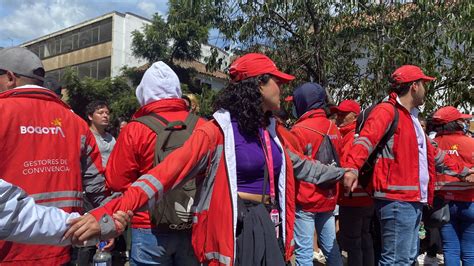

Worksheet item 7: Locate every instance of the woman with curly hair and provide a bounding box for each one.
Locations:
[65,53,349,266]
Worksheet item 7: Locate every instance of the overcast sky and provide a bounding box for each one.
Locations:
[0,0,168,47]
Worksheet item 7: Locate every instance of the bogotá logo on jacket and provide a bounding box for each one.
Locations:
[447,144,459,156]
[19,118,65,138]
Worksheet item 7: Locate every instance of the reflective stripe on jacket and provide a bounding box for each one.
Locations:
[91,109,345,265]
[0,86,106,265]
[434,132,474,202]
[343,93,470,204]
[338,122,373,207]
[105,99,206,228]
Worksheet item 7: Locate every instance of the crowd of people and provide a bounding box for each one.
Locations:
[0,46,473,266]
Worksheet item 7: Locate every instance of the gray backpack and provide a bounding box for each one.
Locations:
[134,112,199,232]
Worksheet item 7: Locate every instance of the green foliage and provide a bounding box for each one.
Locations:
[131,0,213,64]
[62,68,139,121]
[197,84,218,118]
[210,1,473,113]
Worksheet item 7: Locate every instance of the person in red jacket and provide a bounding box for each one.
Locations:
[342,65,474,265]
[65,53,353,266]
[333,100,375,266]
[432,106,474,266]
[106,61,206,265]
[291,82,343,266]
[0,47,110,265]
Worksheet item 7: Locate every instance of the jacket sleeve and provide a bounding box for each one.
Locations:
[431,141,471,179]
[89,128,213,234]
[105,124,144,193]
[343,104,395,172]
[0,179,79,245]
[280,125,345,185]
[81,129,107,208]
[286,147,345,185]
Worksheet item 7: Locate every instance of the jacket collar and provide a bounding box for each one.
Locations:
[133,98,187,118]
[295,109,326,123]
[339,121,356,137]
[0,86,70,109]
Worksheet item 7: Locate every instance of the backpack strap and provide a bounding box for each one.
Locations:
[376,103,399,149]
[133,115,167,134]
[292,125,325,136]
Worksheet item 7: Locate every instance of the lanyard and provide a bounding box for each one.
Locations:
[260,129,276,205]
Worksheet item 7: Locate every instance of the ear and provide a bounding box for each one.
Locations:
[6,71,18,89]
[88,114,93,121]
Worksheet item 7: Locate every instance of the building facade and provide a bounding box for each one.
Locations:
[21,11,229,90]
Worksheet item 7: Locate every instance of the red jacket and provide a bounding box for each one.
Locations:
[106,99,206,228]
[291,109,341,212]
[338,122,373,207]
[343,93,469,204]
[91,110,345,265]
[0,86,105,265]
[434,132,474,202]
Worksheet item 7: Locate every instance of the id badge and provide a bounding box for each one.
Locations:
[270,209,280,238]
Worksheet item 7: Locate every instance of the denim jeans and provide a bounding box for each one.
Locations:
[130,228,199,266]
[374,199,423,266]
[339,205,375,266]
[294,209,343,266]
[440,201,474,266]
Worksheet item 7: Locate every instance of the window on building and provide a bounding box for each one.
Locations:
[91,27,99,43]
[99,22,112,42]
[45,70,60,82]
[61,35,73,53]
[78,62,92,79]
[26,17,113,58]
[72,34,79,50]
[97,57,111,79]
[38,44,45,59]
[44,40,56,58]
[79,30,92,48]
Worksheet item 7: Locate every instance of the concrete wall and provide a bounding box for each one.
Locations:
[111,14,151,77]
[41,42,112,71]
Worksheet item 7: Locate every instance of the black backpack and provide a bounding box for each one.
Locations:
[293,121,341,188]
[355,101,399,188]
[133,112,199,232]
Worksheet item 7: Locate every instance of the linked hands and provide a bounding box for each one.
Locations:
[343,169,358,192]
[466,168,474,183]
[64,210,133,246]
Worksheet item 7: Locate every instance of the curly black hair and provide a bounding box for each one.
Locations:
[214,74,272,136]
[432,120,463,134]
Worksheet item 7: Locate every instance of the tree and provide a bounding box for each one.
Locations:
[62,68,139,122]
[209,1,473,113]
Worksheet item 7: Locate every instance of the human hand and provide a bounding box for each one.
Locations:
[64,213,100,245]
[113,210,133,233]
[343,170,358,192]
[465,174,474,183]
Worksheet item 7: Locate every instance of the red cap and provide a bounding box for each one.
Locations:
[229,53,295,83]
[432,106,472,124]
[391,65,435,84]
[331,100,361,115]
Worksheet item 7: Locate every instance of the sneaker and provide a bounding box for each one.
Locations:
[313,249,326,264]
[417,252,438,265]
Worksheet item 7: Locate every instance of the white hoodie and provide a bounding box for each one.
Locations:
[136,61,182,106]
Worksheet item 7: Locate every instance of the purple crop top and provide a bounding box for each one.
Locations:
[231,120,283,195]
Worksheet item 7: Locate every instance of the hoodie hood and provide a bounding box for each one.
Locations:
[292,82,327,118]
[136,61,182,106]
